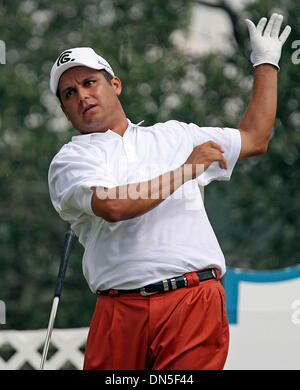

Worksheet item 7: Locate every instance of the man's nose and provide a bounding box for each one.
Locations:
[77,87,89,104]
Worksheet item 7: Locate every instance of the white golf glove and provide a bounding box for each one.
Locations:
[245,13,291,69]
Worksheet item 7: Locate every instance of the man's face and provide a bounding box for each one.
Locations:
[58,66,122,134]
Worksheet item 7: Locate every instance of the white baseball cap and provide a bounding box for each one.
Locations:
[50,47,115,94]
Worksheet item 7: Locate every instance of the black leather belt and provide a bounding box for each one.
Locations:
[97,268,217,297]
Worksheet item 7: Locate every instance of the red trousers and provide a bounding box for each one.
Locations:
[83,271,229,370]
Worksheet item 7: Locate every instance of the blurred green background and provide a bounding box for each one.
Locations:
[0,0,299,330]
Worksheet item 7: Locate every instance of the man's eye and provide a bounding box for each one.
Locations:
[65,89,75,98]
[85,80,94,86]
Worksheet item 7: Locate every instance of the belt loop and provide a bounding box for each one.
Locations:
[184,272,200,288]
[108,289,119,297]
[214,268,221,281]
[170,278,177,290]
[162,280,169,292]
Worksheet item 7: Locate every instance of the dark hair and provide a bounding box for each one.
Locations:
[56,69,114,106]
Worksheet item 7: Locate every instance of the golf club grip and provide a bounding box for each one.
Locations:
[54,228,75,298]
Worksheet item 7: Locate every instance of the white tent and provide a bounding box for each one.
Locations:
[224,265,300,370]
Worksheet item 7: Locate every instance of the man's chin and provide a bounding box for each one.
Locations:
[75,121,106,134]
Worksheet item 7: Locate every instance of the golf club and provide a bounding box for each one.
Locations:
[40,227,76,370]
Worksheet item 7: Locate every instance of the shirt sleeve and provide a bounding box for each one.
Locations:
[48,143,117,221]
[185,123,241,186]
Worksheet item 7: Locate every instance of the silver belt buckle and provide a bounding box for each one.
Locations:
[140,287,158,296]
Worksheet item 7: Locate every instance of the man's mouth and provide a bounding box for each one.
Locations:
[83,104,97,115]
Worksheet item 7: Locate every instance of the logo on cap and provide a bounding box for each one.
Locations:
[57,50,75,67]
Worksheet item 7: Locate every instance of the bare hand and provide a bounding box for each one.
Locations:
[184,141,228,179]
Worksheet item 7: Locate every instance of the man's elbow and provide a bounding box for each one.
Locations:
[247,136,270,157]
[94,202,123,223]
[255,141,269,155]
[91,188,122,222]
[105,209,123,223]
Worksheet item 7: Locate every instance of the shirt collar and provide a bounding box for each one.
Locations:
[71,118,144,143]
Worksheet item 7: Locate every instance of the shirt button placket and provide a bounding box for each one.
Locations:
[123,136,136,163]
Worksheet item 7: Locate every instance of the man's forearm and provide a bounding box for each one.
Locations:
[238,13,291,159]
[239,64,277,148]
[92,165,190,222]
[91,140,227,222]
[238,64,278,159]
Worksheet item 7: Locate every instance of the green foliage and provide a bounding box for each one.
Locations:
[0,0,299,330]
[203,0,300,270]
[0,0,193,330]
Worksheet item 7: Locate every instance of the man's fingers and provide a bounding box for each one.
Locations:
[246,14,290,42]
[264,13,277,37]
[206,142,227,168]
[246,12,291,69]
[190,141,227,172]
[279,25,292,44]
[256,17,268,35]
[218,155,228,170]
[245,19,257,38]
[270,14,283,38]
[207,141,224,153]
[207,147,227,169]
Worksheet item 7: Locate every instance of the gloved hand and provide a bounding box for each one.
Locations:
[245,13,291,69]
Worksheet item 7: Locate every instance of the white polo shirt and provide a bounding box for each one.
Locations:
[48,119,241,292]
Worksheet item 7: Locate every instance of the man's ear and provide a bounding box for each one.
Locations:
[61,104,70,121]
[111,77,122,96]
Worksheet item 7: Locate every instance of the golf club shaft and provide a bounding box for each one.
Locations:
[40,228,75,370]
[40,296,59,369]
[54,229,75,298]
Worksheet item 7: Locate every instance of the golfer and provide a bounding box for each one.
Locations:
[48,13,291,369]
